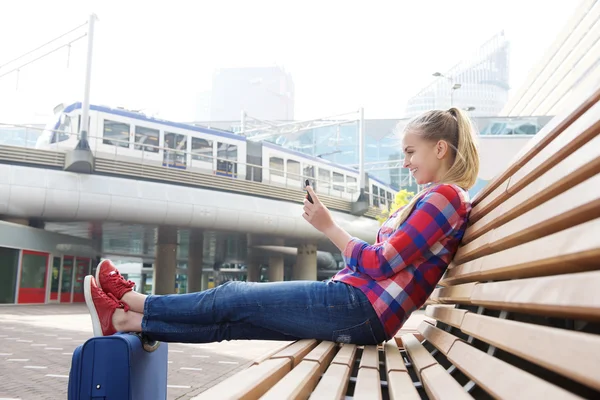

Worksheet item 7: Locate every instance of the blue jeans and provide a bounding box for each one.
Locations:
[141,280,388,345]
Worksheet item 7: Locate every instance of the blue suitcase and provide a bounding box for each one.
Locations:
[68,333,168,400]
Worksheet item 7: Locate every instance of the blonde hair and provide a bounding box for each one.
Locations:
[392,107,480,229]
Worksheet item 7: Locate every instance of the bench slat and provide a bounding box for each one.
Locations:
[384,340,407,373]
[308,363,351,400]
[387,371,420,400]
[303,341,338,373]
[418,321,459,355]
[447,341,581,400]
[453,230,494,265]
[461,312,600,391]
[470,270,600,320]
[425,306,469,328]
[271,339,319,367]
[420,364,473,400]
[330,343,357,367]
[192,358,291,400]
[465,133,600,244]
[469,178,509,224]
[403,334,438,381]
[488,173,600,256]
[472,77,600,208]
[353,367,382,400]
[261,360,321,400]
[437,283,477,304]
[359,345,380,370]
[507,101,600,197]
[444,218,600,285]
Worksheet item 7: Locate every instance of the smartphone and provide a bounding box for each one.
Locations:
[305,179,314,204]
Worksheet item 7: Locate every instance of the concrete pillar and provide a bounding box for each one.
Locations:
[293,244,317,281]
[187,229,204,293]
[154,226,177,295]
[268,255,284,282]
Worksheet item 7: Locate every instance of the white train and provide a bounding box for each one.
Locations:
[35,102,396,209]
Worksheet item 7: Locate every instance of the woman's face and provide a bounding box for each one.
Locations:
[402,131,447,185]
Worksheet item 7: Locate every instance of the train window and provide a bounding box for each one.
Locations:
[333,172,345,192]
[387,191,393,204]
[318,168,331,189]
[164,132,187,168]
[287,160,300,181]
[380,188,386,205]
[269,157,284,176]
[191,137,213,162]
[103,120,130,148]
[372,184,379,207]
[134,126,159,153]
[346,176,357,193]
[216,143,238,176]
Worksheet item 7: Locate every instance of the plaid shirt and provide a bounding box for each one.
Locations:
[332,183,471,339]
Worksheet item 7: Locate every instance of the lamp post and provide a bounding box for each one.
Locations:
[433,72,461,108]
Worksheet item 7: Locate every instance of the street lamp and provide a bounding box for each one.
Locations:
[432,72,461,108]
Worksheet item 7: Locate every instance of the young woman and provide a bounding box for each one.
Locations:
[84,107,479,345]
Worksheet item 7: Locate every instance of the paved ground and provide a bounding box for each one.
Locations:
[0,304,291,400]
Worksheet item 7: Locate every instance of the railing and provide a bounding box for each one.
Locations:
[0,123,390,218]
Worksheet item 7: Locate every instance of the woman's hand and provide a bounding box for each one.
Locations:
[302,186,335,234]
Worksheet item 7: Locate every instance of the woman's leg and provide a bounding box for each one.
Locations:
[139,280,388,345]
[113,308,301,343]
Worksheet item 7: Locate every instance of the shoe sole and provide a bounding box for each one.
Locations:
[95,261,104,290]
[84,275,103,337]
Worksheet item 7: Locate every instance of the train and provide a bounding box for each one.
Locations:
[35,102,397,209]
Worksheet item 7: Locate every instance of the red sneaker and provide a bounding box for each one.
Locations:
[84,275,129,337]
[95,259,135,300]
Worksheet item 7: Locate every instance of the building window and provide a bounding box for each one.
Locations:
[134,126,159,153]
[103,120,130,148]
[270,157,284,176]
[191,137,213,162]
[372,184,379,207]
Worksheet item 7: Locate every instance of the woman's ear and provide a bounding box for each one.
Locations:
[436,140,449,159]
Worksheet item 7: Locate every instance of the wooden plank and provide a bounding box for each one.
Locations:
[450,218,600,284]
[359,345,380,370]
[417,321,459,355]
[437,282,477,304]
[420,364,473,400]
[472,77,600,207]
[474,173,600,261]
[453,230,494,265]
[508,101,600,196]
[270,339,318,367]
[442,258,482,285]
[308,364,351,400]
[470,270,600,320]
[330,343,357,368]
[464,134,600,244]
[353,367,382,400]
[387,371,420,400]
[384,340,407,373]
[425,305,469,328]
[461,312,600,391]
[261,360,321,400]
[447,341,580,400]
[252,342,294,365]
[402,334,437,381]
[192,358,291,400]
[302,341,337,373]
[469,178,509,224]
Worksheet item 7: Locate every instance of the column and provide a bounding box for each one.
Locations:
[154,226,177,295]
[268,255,284,282]
[293,244,317,281]
[187,228,204,293]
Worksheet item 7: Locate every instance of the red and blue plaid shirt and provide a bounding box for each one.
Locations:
[332,183,471,339]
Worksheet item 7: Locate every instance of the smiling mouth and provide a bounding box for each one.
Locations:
[410,168,418,174]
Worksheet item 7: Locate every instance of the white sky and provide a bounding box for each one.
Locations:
[0,0,583,123]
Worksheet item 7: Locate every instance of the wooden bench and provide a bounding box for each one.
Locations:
[192,78,600,400]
